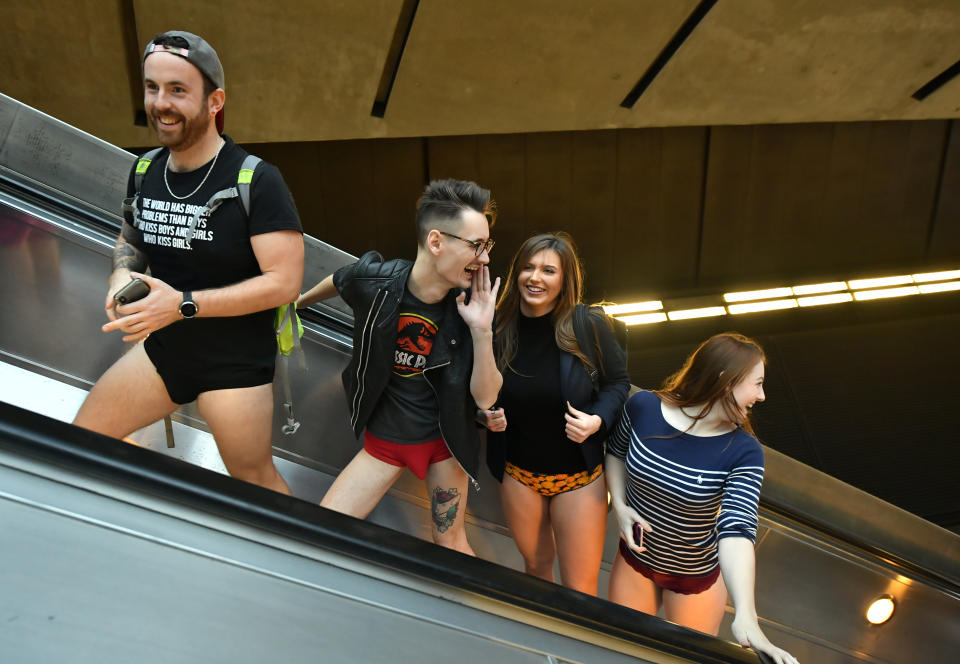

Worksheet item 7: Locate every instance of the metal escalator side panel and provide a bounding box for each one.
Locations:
[760,445,960,593]
[0,93,134,223]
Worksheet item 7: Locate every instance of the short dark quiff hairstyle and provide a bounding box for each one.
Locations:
[150,34,218,99]
[415,179,496,245]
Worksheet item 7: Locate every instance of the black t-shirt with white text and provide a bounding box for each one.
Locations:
[366,288,445,444]
[125,135,302,366]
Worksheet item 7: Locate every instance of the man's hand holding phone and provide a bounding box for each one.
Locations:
[113,278,151,306]
[102,272,181,342]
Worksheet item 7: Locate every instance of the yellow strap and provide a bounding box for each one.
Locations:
[135,158,152,174]
[274,304,304,355]
[238,169,255,184]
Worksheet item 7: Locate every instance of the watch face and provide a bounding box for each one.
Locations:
[180,301,198,318]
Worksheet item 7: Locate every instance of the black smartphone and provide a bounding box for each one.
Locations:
[633,522,645,549]
[114,278,150,305]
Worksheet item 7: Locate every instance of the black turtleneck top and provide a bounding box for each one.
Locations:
[499,312,591,474]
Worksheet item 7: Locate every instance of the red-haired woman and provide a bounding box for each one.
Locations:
[606,332,797,664]
[483,232,629,595]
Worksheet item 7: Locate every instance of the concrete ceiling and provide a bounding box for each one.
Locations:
[2,1,960,146]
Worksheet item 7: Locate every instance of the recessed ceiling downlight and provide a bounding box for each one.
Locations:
[866,595,896,625]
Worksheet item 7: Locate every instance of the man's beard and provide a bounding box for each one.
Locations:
[148,104,210,153]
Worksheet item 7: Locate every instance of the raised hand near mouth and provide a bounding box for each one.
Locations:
[456,265,500,331]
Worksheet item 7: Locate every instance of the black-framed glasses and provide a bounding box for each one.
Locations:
[439,231,495,256]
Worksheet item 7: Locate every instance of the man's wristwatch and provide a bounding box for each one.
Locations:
[179,291,198,319]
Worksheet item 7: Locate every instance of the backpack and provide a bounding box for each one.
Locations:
[572,303,627,399]
[124,147,263,250]
[124,148,305,440]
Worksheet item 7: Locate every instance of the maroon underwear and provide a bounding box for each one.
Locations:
[618,539,721,595]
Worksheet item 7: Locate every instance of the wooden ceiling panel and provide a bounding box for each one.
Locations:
[698,121,946,288]
[382,0,699,136]
[4,2,960,143]
[609,127,706,297]
[929,120,960,261]
[637,0,960,126]
[0,0,154,147]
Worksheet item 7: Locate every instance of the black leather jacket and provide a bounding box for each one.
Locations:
[333,251,485,489]
[486,306,630,481]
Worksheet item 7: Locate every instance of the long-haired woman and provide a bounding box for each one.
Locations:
[606,332,797,664]
[483,232,629,595]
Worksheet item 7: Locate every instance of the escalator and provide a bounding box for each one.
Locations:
[1,92,957,663]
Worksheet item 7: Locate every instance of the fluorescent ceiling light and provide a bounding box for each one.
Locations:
[723,287,793,303]
[791,281,848,296]
[617,312,668,326]
[853,286,919,301]
[848,275,913,290]
[603,301,663,315]
[912,269,960,283]
[728,299,798,314]
[797,293,853,307]
[918,281,960,294]
[667,307,727,321]
[603,268,959,327]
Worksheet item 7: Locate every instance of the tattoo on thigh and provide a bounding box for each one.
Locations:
[431,487,461,534]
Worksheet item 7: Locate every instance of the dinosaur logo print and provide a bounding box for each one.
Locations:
[393,313,438,377]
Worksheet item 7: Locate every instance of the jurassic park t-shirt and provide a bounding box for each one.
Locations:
[366,288,445,444]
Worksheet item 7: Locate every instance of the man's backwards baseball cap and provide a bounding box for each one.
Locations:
[143,31,226,132]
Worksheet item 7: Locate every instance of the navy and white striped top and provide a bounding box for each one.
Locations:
[609,390,764,577]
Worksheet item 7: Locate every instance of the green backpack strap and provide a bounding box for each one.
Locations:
[274,303,306,435]
[236,154,261,215]
[182,153,263,249]
[274,303,305,359]
[122,147,164,224]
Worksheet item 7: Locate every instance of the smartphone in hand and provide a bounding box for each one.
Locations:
[633,522,645,549]
[114,278,150,305]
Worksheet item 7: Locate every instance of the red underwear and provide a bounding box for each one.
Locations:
[617,540,721,595]
[363,431,452,480]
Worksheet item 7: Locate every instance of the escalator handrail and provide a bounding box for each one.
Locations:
[760,445,960,594]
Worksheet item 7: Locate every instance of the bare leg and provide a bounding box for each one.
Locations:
[608,547,661,615]
[321,449,405,518]
[196,383,290,495]
[425,457,475,556]
[500,474,555,582]
[549,475,608,595]
[73,342,178,437]
[663,572,728,635]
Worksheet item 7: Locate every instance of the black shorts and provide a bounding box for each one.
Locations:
[144,332,275,404]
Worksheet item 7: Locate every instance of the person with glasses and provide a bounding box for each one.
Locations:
[479,233,629,594]
[296,179,501,554]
